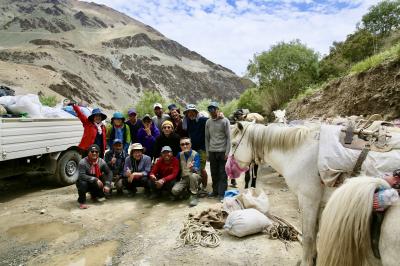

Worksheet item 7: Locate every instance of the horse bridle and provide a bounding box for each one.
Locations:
[232,123,251,157]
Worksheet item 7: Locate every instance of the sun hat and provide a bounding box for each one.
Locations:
[161,146,172,153]
[183,104,198,114]
[162,120,174,128]
[111,112,125,121]
[130,143,144,151]
[127,108,137,116]
[88,108,107,121]
[153,103,162,109]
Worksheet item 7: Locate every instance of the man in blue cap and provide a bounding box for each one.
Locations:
[104,139,127,195]
[205,101,231,201]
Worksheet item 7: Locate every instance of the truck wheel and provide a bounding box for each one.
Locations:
[56,150,81,186]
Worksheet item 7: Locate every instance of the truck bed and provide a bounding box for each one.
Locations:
[0,118,83,161]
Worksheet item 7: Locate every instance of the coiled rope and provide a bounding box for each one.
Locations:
[178,217,221,248]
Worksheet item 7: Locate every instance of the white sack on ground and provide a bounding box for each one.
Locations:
[237,188,269,214]
[319,125,400,186]
[224,208,272,237]
[223,197,244,213]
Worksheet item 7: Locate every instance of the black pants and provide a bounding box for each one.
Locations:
[123,176,149,193]
[245,164,258,188]
[149,179,176,195]
[209,152,228,197]
[76,179,105,204]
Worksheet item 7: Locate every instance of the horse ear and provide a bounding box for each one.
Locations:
[237,122,243,131]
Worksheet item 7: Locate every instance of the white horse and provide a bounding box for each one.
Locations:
[228,121,322,265]
[317,177,400,266]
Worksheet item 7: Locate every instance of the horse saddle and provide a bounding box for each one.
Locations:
[339,117,393,152]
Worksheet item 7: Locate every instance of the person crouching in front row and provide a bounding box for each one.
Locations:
[104,139,127,195]
[148,146,179,199]
[76,144,112,209]
[172,137,202,207]
[123,143,152,197]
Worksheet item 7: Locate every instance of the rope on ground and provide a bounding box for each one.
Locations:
[177,217,221,248]
[265,213,302,244]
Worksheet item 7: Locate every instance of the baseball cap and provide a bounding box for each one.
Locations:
[128,108,137,116]
[113,139,122,145]
[161,146,172,153]
[153,103,162,109]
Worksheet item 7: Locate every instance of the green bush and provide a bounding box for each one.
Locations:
[130,90,168,119]
[237,87,263,114]
[39,95,58,107]
[350,42,400,73]
[196,98,212,112]
[220,99,239,116]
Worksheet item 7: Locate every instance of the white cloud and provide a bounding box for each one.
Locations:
[86,0,381,75]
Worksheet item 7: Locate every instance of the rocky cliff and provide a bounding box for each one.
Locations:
[0,0,246,110]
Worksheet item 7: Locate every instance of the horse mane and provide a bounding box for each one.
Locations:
[317,177,390,266]
[234,122,313,163]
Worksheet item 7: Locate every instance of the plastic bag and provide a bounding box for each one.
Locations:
[224,208,272,237]
[237,188,269,214]
[223,197,244,213]
[7,94,42,117]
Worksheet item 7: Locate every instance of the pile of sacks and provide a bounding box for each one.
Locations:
[0,94,76,118]
[223,188,272,237]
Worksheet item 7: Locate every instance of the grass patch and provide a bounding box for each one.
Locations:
[350,43,400,74]
[39,95,58,107]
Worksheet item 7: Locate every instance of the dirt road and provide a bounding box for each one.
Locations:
[0,166,302,266]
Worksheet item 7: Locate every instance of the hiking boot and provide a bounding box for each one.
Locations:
[189,195,199,207]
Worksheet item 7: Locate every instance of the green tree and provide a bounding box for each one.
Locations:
[237,87,264,114]
[247,40,319,113]
[134,90,167,118]
[220,99,239,117]
[196,98,212,112]
[360,0,400,36]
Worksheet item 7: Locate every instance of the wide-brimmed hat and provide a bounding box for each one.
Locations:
[88,108,107,121]
[130,143,144,151]
[183,104,198,114]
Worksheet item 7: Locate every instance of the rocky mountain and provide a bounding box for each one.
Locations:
[0,0,246,110]
[286,58,400,120]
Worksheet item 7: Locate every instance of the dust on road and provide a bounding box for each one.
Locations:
[0,166,302,266]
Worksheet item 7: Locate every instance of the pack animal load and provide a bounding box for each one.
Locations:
[318,117,400,186]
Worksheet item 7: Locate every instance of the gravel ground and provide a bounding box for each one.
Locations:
[0,165,302,266]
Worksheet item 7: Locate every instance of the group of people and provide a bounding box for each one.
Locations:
[71,102,231,209]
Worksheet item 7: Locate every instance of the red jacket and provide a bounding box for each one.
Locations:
[150,157,179,183]
[73,105,106,152]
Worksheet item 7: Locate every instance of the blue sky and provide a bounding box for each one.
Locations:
[87,0,380,75]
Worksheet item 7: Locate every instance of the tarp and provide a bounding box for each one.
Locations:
[318,125,400,186]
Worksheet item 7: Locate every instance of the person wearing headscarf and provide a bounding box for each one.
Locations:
[153,120,181,157]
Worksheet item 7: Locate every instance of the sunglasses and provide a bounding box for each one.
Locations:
[180,142,191,146]
[90,150,99,154]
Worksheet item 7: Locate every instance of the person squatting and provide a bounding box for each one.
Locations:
[73,101,232,209]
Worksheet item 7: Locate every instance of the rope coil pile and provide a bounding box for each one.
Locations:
[265,213,302,243]
[178,217,221,248]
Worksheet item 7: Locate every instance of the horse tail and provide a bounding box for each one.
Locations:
[317,177,390,266]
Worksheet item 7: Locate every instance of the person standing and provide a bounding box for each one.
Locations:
[152,103,170,132]
[104,139,127,194]
[171,138,202,206]
[183,104,209,190]
[76,144,112,209]
[205,102,231,200]
[169,106,187,138]
[125,108,143,144]
[123,143,152,196]
[137,114,160,160]
[73,104,107,158]
[106,112,131,154]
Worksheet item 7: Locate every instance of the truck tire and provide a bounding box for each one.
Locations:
[55,150,81,186]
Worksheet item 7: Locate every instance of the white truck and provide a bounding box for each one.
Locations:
[0,117,84,185]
